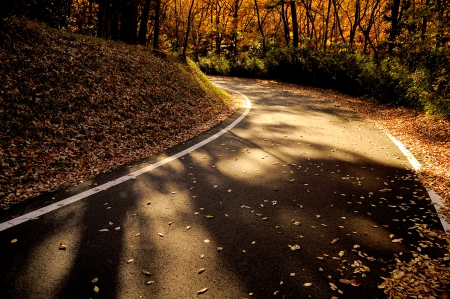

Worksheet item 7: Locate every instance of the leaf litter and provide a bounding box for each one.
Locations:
[0,18,235,209]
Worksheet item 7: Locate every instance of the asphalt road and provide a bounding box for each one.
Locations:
[0,77,445,299]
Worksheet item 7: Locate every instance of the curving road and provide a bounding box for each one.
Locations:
[0,77,444,299]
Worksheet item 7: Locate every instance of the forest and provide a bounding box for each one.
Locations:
[2,0,449,117]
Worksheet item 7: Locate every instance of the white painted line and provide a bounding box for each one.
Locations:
[384,131,450,233]
[0,85,251,232]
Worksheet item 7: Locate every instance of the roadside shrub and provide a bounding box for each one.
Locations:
[197,53,231,75]
[196,46,450,118]
[230,54,267,78]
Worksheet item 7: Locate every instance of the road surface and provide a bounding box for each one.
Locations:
[0,77,444,298]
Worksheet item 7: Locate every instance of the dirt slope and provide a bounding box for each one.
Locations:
[0,17,234,208]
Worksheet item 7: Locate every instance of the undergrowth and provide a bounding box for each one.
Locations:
[197,47,450,118]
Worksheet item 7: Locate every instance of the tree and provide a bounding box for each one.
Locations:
[153,0,162,49]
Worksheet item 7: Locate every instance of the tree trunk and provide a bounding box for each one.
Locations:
[323,0,331,51]
[387,0,401,53]
[119,0,138,44]
[231,0,240,55]
[153,0,162,49]
[183,0,196,61]
[280,1,290,45]
[254,0,266,56]
[139,0,151,45]
[349,0,360,47]
[97,0,110,38]
[291,0,299,48]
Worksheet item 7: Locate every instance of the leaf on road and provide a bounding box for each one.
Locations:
[157,233,164,237]
[115,227,120,231]
[331,238,339,244]
[127,259,134,264]
[205,215,214,219]
[59,242,67,250]
[392,238,403,243]
[91,278,98,283]
[330,282,338,290]
[142,270,151,276]
[304,283,312,287]
[198,268,205,274]
[99,229,109,232]
[197,287,208,294]
[145,280,155,285]
[93,286,99,293]
[11,239,17,243]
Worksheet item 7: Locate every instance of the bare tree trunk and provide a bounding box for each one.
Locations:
[332,0,346,43]
[323,0,332,51]
[254,0,266,55]
[280,1,290,45]
[97,0,110,38]
[387,0,401,53]
[348,0,360,47]
[291,0,299,48]
[231,0,240,55]
[183,0,196,61]
[119,0,138,44]
[139,0,151,45]
[153,0,161,49]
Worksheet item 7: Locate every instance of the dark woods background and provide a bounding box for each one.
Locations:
[1,0,449,117]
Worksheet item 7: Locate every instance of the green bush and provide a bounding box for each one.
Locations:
[196,46,450,118]
[230,54,267,78]
[197,54,231,75]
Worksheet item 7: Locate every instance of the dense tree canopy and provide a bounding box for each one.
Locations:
[2,0,449,116]
[3,0,448,57]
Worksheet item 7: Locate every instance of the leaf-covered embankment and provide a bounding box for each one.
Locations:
[0,17,235,208]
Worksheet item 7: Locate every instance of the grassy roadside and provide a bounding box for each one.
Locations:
[0,17,235,209]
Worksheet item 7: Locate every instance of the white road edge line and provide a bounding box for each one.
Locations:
[0,85,251,232]
[384,131,450,233]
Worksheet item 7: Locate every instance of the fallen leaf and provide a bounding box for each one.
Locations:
[127,259,134,264]
[304,283,312,287]
[198,268,205,274]
[331,238,339,244]
[99,229,109,232]
[330,282,338,290]
[59,242,67,250]
[339,279,359,287]
[142,270,151,276]
[91,278,98,283]
[93,285,99,293]
[205,215,214,219]
[145,280,155,285]
[115,227,120,231]
[197,287,208,294]
[157,233,164,237]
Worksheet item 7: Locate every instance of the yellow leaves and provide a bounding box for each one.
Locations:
[339,279,359,287]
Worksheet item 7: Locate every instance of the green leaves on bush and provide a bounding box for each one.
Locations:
[196,47,450,118]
